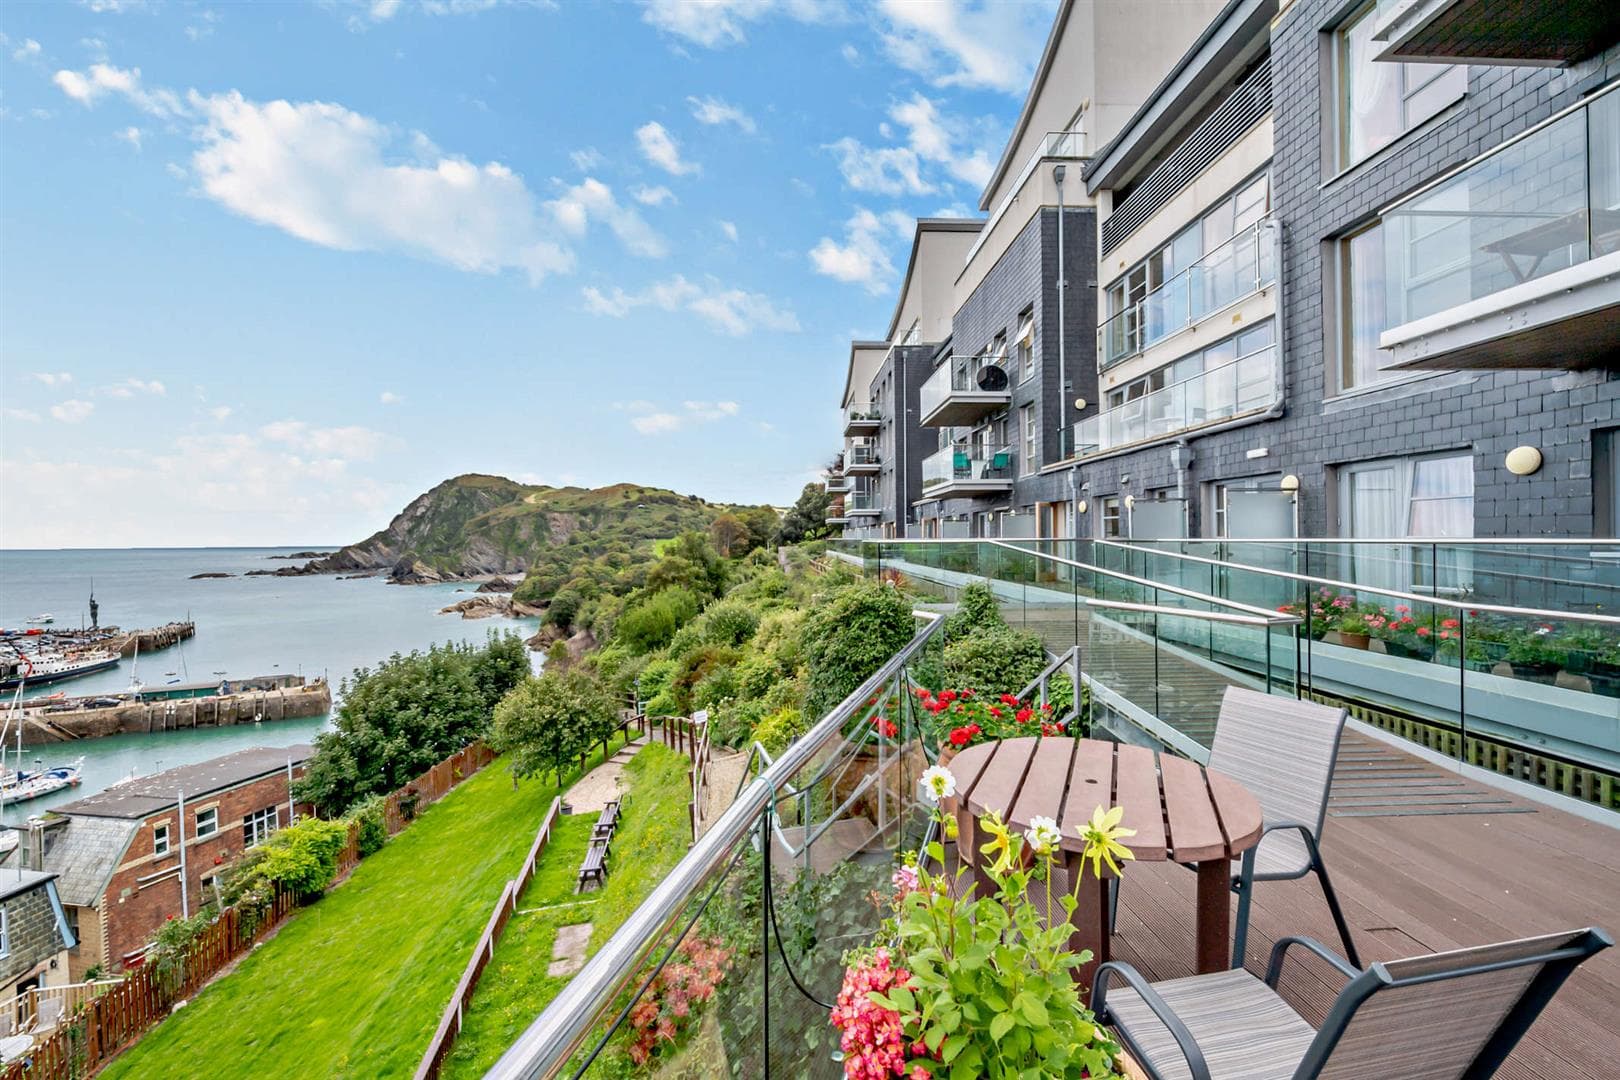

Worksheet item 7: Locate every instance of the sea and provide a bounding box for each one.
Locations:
[0,547,540,824]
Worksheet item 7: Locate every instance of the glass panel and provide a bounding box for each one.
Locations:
[1590,91,1620,257]
[1344,223,1389,388]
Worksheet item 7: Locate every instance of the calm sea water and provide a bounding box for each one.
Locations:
[0,547,539,822]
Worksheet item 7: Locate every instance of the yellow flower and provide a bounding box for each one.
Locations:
[977,812,1018,877]
[1076,804,1136,880]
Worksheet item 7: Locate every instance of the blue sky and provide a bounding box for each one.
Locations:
[0,0,1054,548]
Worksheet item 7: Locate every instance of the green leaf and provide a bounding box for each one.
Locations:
[989,1012,1015,1043]
[890,985,915,1011]
[866,991,896,1011]
[926,841,946,864]
[941,1033,968,1063]
[1014,991,1048,1026]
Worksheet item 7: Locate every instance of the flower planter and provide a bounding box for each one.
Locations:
[1508,661,1561,685]
[1338,632,1371,651]
[1384,642,1435,662]
[1585,662,1620,698]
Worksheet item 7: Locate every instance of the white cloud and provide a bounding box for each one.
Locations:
[641,0,845,48]
[260,419,387,460]
[31,372,72,387]
[165,161,187,180]
[186,90,574,282]
[687,95,756,134]
[889,93,994,187]
[3,408,42,423]
[824,136,932,195]
[619,398,742,436]
[840,42,860,64]
[370,0,403,19]
[12,38,42,62]
[808,207,912,295]
[636,121,699,176]
[545,177,666,258]
[878,0,1051,95]
[379,390,403,405]
[582,274,799,337]
[569,146,604,171]
[116,125,143,151]
[50,400,96,424]
[79,0,147,11]
[52,63,184,118]
[99,377,166,398]
[718,219,738,243]
[209,405,233,420]
[633,184,675,207]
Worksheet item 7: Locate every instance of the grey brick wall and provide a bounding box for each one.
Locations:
[0,884,66,987]
[1068,13,1620,539]
[869,344,936,534]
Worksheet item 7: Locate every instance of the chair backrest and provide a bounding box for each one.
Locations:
[1299,928,1611,1080]
[1208,687,1344,839]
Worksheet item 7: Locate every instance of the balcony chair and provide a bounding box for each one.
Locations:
[989,451,1011,477]
[31,999,61,1033]
[1093,927,1611,1080]
[1111,687,1359,969]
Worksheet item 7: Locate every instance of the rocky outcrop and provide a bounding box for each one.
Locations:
[438,595,545,620]
[268,551,333,560]
[189,572,234,579]
[477,578,518,593]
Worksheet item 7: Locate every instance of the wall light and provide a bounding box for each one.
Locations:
[1505,446,1543,476]
[1124,494,1136,510]
[1280,474,1300,492]
[1076,500,1088,514]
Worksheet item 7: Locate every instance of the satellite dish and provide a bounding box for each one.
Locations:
[975,364,1009,392]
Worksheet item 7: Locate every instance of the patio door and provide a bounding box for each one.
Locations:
[1340,453,1474,593]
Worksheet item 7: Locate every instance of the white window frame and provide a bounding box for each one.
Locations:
[243,805,279,848]
[1020,403,1037,475]
[195,807,218,839]
[1338,451,1475,592]
[0,908,9,959]
[1015,312,1035,383]
[1335,3,1466,169]
[152,822,171,857]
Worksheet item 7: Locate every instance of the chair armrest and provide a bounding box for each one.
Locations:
[1092,961,1211,1080]
[1264,936,1361,989]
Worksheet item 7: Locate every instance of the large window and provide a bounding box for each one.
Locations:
[1015,311,1034,383]
[243,806,279,848]
[1021,403,1037,474]
[195,807,218,838]
[1340,452,1474,590]
[1337,222,1392,390]
[1337,4,1465,167]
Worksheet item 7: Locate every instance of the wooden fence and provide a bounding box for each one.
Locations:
[648,714,712,840]
[415,796,563,1080]
[2,742,497,1080]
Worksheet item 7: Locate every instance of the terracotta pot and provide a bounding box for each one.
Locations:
[936,745,959,768]
[1338,632,1371,650]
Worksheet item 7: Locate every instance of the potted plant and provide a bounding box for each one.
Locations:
[831,766,1134,1079]
[915,688,1067,766]
[1586,636,1620,698]
[1504,624,1565,685]
[1335,604,1374,650]
[1378,606,1438,661]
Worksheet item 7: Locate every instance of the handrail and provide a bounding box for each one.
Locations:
[1093,540,1620,626]
[486,610,946,1080]
[1125,536,1620,548]
[1085,597,1298,627]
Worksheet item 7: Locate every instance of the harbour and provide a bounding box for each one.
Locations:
[12,675,331,745]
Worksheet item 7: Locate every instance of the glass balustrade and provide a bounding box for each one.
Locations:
[1382,83,1620,325]
[845,444,879,468]
[920,444,1016,491]
[842,402,881,431]
[1099,218,1279,369]
[918,355,1011,425]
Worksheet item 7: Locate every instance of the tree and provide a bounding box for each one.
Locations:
[802,582,916,718]
[775,483,831,545]
[491,668,619,783]
[709,513,753,558]
[736,506,781,551]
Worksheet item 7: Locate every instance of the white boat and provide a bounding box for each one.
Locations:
[0,649,120,691]
[25,614,53,625]
[0,760,83,805]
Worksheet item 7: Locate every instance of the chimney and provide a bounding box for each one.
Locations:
[25,816,46,870]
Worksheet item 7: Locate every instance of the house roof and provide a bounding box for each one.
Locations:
[57,744,313,821]
[1,816,139,907]
[0,867,59,905]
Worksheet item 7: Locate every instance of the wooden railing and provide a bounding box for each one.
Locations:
[1,741,498,1080]
[648,714,712,840]
[12,981,122,1030]
[415,796,563,1080]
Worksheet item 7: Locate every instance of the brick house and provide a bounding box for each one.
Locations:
[0,870,75,1014]
[8,745,312,977]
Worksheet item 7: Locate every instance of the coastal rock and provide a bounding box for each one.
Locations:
[268,551,333,560]
[189,572,234,579]
[439,596,509,619]
[476,578,518,593]
[390,557,445,585]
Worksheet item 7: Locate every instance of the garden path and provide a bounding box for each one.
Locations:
[565,736,647,813]
[698,748,750,836]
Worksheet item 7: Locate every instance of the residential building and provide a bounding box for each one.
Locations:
[8,745,312,977]
[0,870,75,1015]
[1072,0,1620,542]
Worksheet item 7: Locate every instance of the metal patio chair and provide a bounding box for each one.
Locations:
[1093,927,1611,1080]
[1112,686,1359,968]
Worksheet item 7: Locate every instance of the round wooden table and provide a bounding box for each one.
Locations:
[944,736,1263,986]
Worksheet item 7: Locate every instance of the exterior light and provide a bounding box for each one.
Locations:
[1077,500,1088,514]
[1073,397,1087,411]
[1280,474,1300,492]
[1124,495,1136,510]
[1505,446,1543,476]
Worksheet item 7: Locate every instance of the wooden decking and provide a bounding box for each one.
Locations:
[1109,729,1620,1080]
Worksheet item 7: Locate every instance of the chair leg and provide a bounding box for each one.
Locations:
[1311,855,1361,969]
[1108,875,1119,935]
[1232,848,1256,970]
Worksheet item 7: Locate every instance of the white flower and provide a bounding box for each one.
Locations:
[1024,815,1062,855]
[920,764,957,803]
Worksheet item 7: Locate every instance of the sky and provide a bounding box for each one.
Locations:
[0,0,1056,549]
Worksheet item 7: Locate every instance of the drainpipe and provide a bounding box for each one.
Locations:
[1171,441,1194,537]
[1053,164,1069,440]
[176,789,189,919]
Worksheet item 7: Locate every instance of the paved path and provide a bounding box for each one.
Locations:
[565,736,647,813]
[697,748,750,837]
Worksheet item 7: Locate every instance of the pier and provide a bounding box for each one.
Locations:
[110,620,195,656]
[15,676,330,744]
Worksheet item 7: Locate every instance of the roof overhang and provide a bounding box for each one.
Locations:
[979,0,1076,211]
[841,340,888,407]
[1084,0,1275,194]
[1372,0,1620,67]
[882,218,986,342]
[1380,252,1620,371]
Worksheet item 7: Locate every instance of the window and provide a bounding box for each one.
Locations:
[1100,496,1122,539]
[195,807,218,838]
[152,823,171,857]
[1337,4,1465,167]
[1337,222,1393,390]
[1339,452,1474,590]
[1014,311,1034,383]
[0,908,8,959]
[1021,403,1037,474]
[243,806,279,848]
[1209,474,1284,538]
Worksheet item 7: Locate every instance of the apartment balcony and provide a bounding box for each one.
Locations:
[920,444,1015,497]
[843,403,882,436]
[824,496,850,525]
[1380,84,1620,372]
[845,444,881,475]
[1064,345,1279,461]
[825,474,851,493]
[1372,0,1620,66]
[846,491,882,516]
[918,356,1012,427]
[1099,218,1279,372]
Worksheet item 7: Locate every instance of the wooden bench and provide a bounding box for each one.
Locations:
[591,820,615,846]
[577,840,610,892]
[599,800,621,829]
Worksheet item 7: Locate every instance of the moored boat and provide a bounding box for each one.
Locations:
[0,649,120,691]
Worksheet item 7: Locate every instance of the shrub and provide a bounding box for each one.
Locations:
[802,583,916,718]
[944,580,1006,638]
[710,696,765,747]
[671,645,742,713]
[753,707,806,756]
[255,818,352,898]
[617,586,702,654]
[699,599,761,647]
[490,669,619,781]
[942,626,1048,698]
[692,663,741,712]
[346,795,388,857]
[146,912,216,993]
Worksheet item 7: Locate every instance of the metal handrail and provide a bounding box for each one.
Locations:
[1094,540,1620,626]
[486,611,945,1080]
[1124,536,1620,548]
[1085,597,1298,627]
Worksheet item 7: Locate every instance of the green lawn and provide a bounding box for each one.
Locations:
[100,732,633,1080]
[443,744,692,1078]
